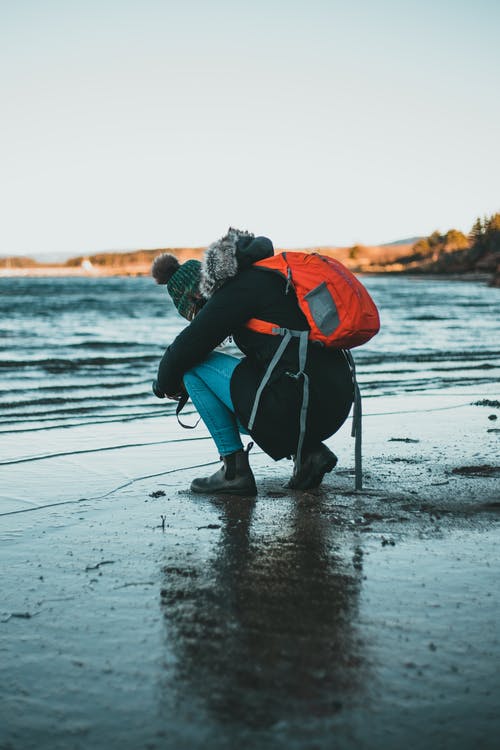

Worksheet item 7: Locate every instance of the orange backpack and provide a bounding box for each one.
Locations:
[245,251,380,490]
[245,251,380,348]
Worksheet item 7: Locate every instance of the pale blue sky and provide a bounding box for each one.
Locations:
[1,0,499,257]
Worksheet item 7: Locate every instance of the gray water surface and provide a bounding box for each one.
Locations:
[1,275,499,433]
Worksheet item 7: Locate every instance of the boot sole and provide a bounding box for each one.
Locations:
[190,482,257,497]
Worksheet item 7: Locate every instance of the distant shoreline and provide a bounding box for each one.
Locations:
[0,266,492,284]
[2,211,498,285]
[0,242,497,286]
[0,264,153,278]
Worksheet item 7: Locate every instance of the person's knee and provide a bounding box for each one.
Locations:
[184,356,213,381]
[183,368,199,391]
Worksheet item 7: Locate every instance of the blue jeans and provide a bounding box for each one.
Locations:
[183,351,249,456]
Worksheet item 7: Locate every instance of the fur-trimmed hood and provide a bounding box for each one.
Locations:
[200,228,274,299]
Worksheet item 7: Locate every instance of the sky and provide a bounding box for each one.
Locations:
[1,0,499,258]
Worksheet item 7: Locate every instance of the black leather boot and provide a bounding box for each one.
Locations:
[285,443,338,490]
[190,443,257,496]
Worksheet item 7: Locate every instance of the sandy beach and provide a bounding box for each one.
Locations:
[1,383,499,750]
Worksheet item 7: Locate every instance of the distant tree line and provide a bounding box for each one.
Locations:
[2,214,498,284]
[395,211,500,280]
[412,228,470,259]
[467,213,500,268]
[65,249,160,267]
[0,256,38,268]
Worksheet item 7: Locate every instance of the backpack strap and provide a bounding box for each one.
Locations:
[248,328,293,431]
[248,327,310,475]
[289,329,309,475]
[343,350,362,490]
[245,317,278,336]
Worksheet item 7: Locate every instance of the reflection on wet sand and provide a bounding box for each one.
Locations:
[159,497,366,728]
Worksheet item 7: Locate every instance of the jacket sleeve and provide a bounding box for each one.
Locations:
[155,272,261,396]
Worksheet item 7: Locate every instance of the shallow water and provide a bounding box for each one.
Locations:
[1,275,499,435]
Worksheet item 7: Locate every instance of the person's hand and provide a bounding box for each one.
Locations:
[167,384,188,401]
[152,380,165,399]
[153,380,187,401]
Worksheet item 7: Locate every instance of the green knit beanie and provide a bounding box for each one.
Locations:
[166,259,203,320]
[151,253,204,320]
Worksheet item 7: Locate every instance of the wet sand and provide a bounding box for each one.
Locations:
[1,388,499,749]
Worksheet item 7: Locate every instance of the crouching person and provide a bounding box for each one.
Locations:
[152,228,354,496]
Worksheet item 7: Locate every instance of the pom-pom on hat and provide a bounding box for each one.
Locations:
[151,253,203,320]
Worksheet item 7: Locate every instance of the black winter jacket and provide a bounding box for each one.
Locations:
[155,267,354,460]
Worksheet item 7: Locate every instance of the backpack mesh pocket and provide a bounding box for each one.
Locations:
[304,282,339,336]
